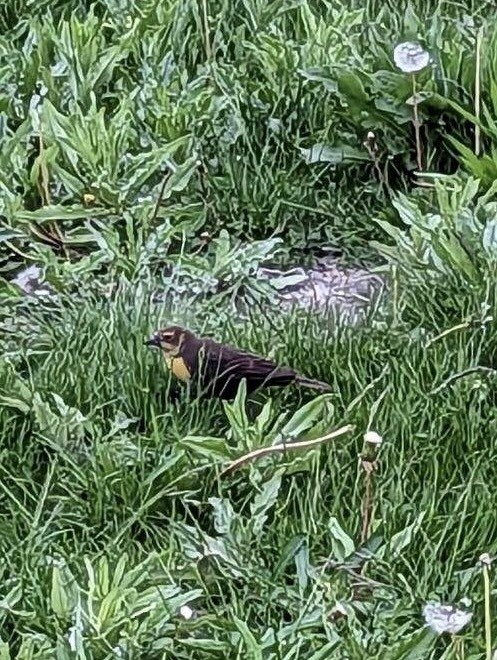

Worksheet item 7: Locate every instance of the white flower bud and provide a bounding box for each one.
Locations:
[364,431,383,445]
[180,605,194,619]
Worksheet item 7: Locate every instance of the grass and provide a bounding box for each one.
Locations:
[2,0,497,657]
[0,283,496,657]
[3,0,497,276]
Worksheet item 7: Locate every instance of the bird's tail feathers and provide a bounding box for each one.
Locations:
[296,375,332,392]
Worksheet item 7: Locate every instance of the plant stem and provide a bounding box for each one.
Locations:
[220,424,355,477]
[429,366,497,395]
[475,26,483,156]
[362,132,392,197]
[482,554,492,660]
[452,635,464,660]
[150,170,170,226]
[392,263,399,327]
[360,467,374,544]
[359,436,381,545]
[411,74,423,172]
[201,0,211,61]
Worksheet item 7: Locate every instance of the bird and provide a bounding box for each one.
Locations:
[144,325,332,400]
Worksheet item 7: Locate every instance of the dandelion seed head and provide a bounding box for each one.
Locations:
[479,552,492,566]
[393,42,430,74]
[423,601,472,635]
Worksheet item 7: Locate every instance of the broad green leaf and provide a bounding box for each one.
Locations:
[445,135,496,183]
[387,628,435,659]
[441,96,490,134]
[391,193,421,227]
[223,378,250,437]
[0,639,10,660]
[162,155,198,198]
[298,67,338,92]
[51,563,78,620]
[89,44,130,92]
[374,219,406,242]
[254,399,273,436]
[250,470,283,535]
[305,639,342,659]
[122,140,191,198]
[299,143,367,165]
[135,585,202,619]
[97,555,110,596]
[403,2,422,36]
[0,228,26,241]
[0,395,31,414]
[232,615,262,659]
[178,639,229,651]
[294,539,310,594]
[433,232,478,283]
[0,584,23,612]
[273,534,307,578]
[405,91,433,105]
[15,205,109,224]
[481,101,497,139]
[114,553,158,591]
[209,497,236,535]
[483,219,497,259]
[277,393,334,440]
[97,588,125,629]
[328,517,355,562]
[111,554,128,590]
[180,435,232,460]
[377,512,426,560]
[336,71,369,106]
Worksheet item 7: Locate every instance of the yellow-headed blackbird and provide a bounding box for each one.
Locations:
[145,325,332,400]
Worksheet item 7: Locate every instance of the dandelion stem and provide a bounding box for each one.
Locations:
[452,635,464,660]
[482,557,492,660]
[360,467,374,544]
[201,0,212,61]
[358,435,380,545]
[150,170,170,226]
[411,74,423,172]
[362,132,391,197]
[475,26,483,156]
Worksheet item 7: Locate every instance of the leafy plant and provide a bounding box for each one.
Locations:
[372,174,497,323]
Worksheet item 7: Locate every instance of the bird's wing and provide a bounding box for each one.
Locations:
[202,342,295,384]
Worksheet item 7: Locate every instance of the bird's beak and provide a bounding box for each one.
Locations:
[144,334,161,348]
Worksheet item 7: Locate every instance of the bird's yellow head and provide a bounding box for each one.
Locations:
[145,325,193,356]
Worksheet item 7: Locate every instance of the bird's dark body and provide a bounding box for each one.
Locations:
[190,338,313,399]
[146,326,332,400]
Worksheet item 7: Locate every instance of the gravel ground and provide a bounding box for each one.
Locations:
[257,257,385,321]
[12,258,386,322]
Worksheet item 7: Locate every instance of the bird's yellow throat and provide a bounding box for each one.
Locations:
[164,355,191,382]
